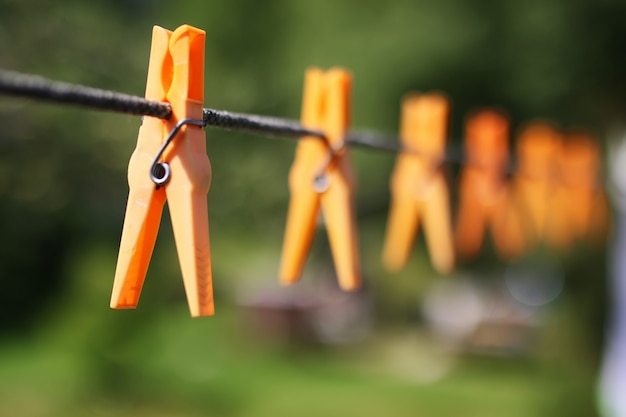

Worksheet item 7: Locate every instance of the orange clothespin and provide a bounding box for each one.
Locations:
[382,93,454,274]
[545,132,609,249]
[279,67,361,291]
[110,25,213,317]
[455,110,525,259]
[509,122,562,248]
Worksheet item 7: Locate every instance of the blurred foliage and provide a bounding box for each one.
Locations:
[0,0,623,415]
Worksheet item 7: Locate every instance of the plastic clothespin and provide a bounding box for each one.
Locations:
[509,122,562,248]
[454,110,525,259]
[545,132,609,249]
[110,25,213,317]
[279,67,361,291]
[382,93,454,274]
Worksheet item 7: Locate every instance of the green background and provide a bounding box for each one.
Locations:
[0,0,622,415]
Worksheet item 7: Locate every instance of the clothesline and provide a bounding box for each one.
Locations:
[0,68,466,165]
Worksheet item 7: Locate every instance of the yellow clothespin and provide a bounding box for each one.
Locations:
[455,110,525,259]
[279,68,361,291]
[382,93,454,273]
[509,122,562,248]
[546,132,609,249]
[110,25,214,317]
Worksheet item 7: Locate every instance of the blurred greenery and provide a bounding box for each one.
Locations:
[0,0,623,415]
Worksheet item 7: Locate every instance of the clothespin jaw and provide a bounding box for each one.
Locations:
[111,25,214,317]
[382,93,454,274]
[465,110,509,173]
[516,123,562,180]
[455,110,524,259]
[280,67,361,291]
[558,133,601,188]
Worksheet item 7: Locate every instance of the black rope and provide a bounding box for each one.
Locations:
[203,108,323,139]
[347,131,401,153]
[202,108,409,153]
[0,69,172,119]
[202,110,463,163]
[0,68,451,160]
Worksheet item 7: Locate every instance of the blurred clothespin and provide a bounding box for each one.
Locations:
[509,122,562,249]
[280,68,361,291]
[455,110,525,259]
[382,93,454,273]
[546,132,609,249]
[111,25,214,317]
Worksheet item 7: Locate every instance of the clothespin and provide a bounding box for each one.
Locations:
[545,132,609,249]
[110,25,214,317]
[279,68,361,291]
[455,110,525,259]
[509,122,562,248]
[382,93,454,273]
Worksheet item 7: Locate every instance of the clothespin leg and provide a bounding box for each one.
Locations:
[279,187,320,285]
[111,184,166,308]
[111,118,167,308]
[422,177,455,273]
[455,190,487,259]
[111,26,172,309]
[382,193,420,272]
[491,193,526,258]
[321,169,361,290]
[545,192,574,250]
[166,172,214,317]
[589,192,611,243]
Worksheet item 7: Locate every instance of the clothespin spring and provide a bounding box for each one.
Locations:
[150,118,207,187]
[313,138,347,193]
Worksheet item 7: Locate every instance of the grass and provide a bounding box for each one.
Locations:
[0,244,600,417]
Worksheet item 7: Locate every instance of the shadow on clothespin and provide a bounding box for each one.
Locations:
[381,93,454,274]
[508,122,562,251]
[110,25,214,317]
[455,110,525,260]
[545,132,610,249]
[279,67,361,291]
